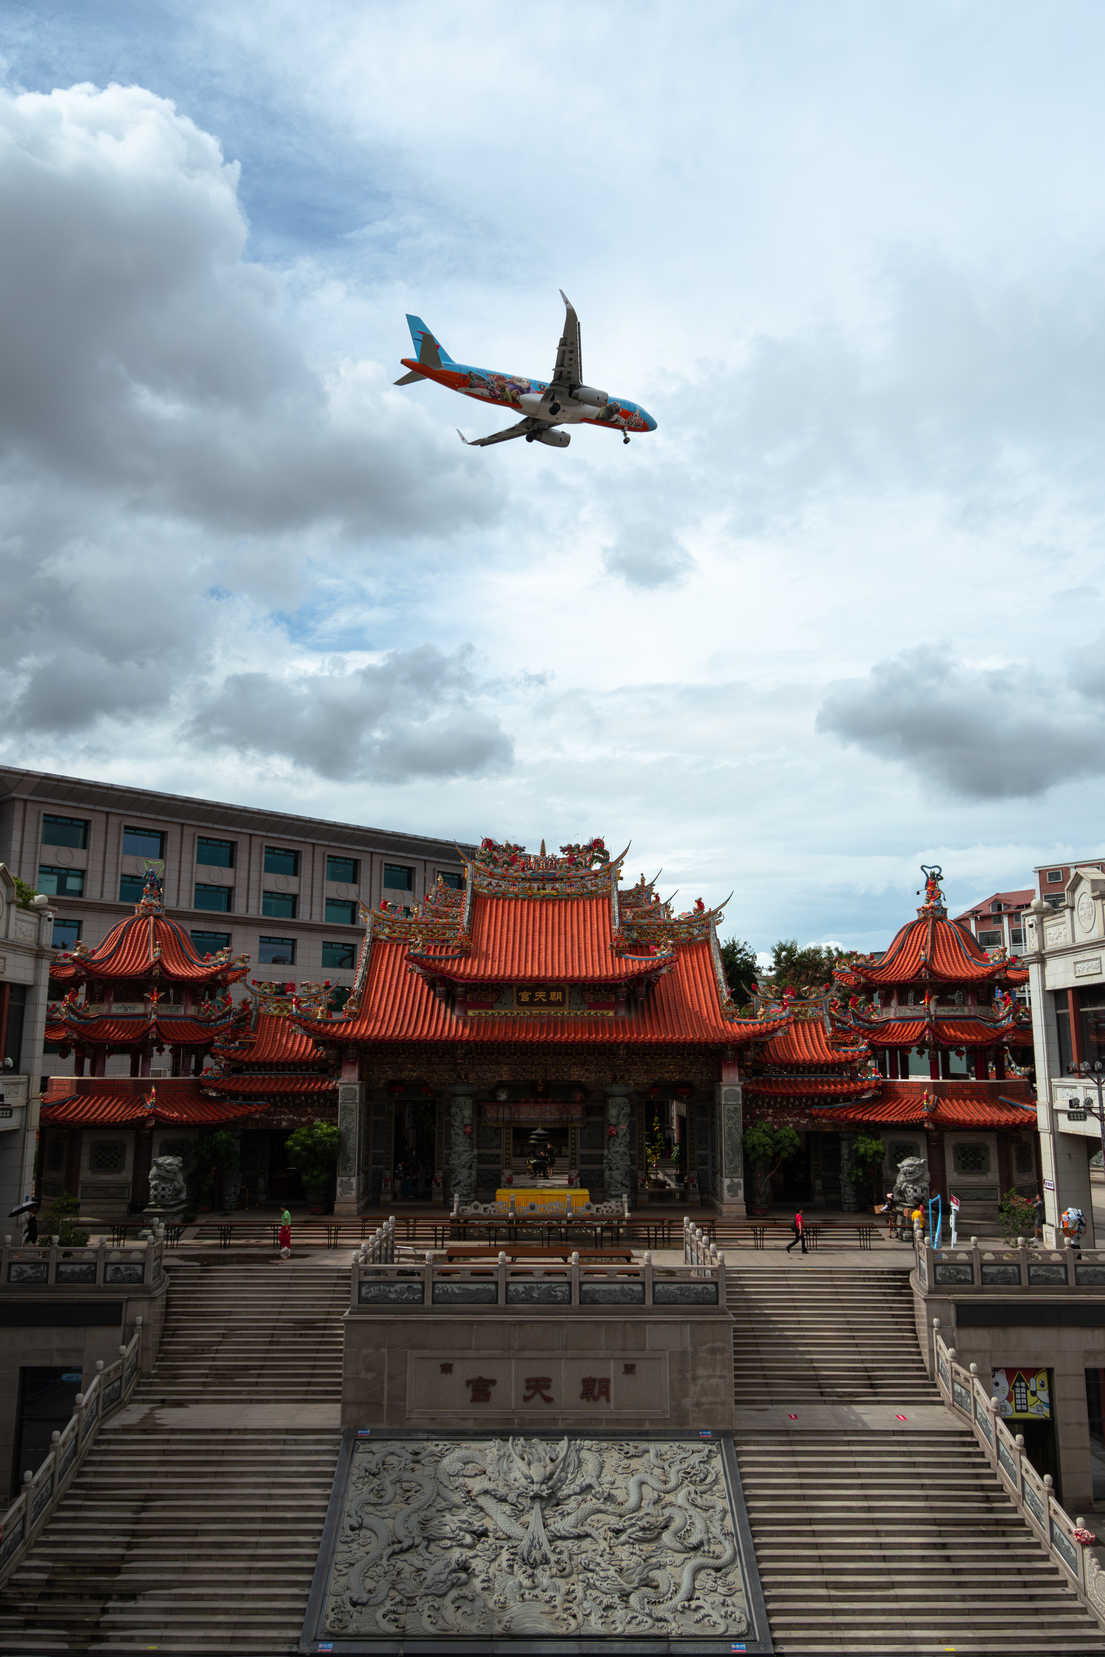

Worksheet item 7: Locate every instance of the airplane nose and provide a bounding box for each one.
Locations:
[643,411,657,431]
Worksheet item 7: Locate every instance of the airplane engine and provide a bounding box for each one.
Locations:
[532,428,571,447]
[572,385,609,408]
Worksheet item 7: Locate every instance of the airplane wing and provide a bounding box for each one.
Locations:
[547,290,581,395]
[457,418,537,447]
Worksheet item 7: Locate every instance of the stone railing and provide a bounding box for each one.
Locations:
[916,1237,1105,1291]
[931,1320,1105,1626]
[0,1238,163,1290]
[352,1254,725,1311]
[451,1194,631,1220]
[0,1319,143,1587]
[354,1216,395,1265]
[683,1215,726,1271]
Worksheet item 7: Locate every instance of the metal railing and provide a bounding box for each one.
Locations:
[931,1319,1105,1626]
[0,1238,163,1290]
[0,1319,144,1587]
[352,1251,725,1310]
[917,1237,1105,1291]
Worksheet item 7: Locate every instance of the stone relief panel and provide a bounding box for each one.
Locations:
[449,1093,477,1199]
[319,1436,750,1642]
[603,1094,631,1197]
[718,1084,743,1204]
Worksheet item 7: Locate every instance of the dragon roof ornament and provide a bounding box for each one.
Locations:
[461,836,629,898]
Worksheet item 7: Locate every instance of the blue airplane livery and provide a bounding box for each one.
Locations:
[395,292,657,448]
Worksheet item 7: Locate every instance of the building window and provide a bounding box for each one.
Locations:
[119,873,145,904]
[383,863,414,891]
[1046,869,1064,884]
[38,865,85,897]
[196,836,235,869]
[4,982,27,1067]
[952,1142,991,1176]
[1044,894,1065,909]
[1010,929,1025,947]
[438,870,463,890]
[264,846,299,877]
[41,814,89,850]
[262,891,298,919]
[89,1139,127,1175]
[194,883,233,913]
[990,900,1003,913]
[977,929,1002,946]
[259,936,296,965]
[123,826,166,860]
[325,897,357,926]
[326,855,359,884]
[191,930,231,956]
[322,940,356,969]
[51,918,81,950]
[1013,1138,1035,1176]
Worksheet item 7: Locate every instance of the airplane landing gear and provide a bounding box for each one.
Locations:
[525,433,535,442]
[623,433,631,445]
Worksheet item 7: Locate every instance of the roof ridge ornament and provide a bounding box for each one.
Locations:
[917,863,946,916]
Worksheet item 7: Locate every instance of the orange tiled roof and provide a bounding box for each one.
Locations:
[742,1076,879,1099]
[50,911,247,987]
[45,1013,233,1049]
[812,1079,1036,1130]
[757,1016,867,1068]
[203,1072,336,1096]
[411,894,664,984]
[41,1077,266,1127]
[836,907,1026,989]
[303,934,783,1047]
[850,1016,1029,1049]
[216,1011,326,1066]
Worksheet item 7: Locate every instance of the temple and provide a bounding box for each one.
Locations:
[298,837,785,1214]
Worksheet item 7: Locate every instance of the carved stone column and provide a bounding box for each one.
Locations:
[603,1089,631,1200]
[447,1088,476,1202]
[334,1061,365,1217]
[839,1133,856,1212]
[715,1059,745,1215]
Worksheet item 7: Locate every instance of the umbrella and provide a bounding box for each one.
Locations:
[8,1197,40,1217]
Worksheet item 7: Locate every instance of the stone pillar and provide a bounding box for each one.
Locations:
[447,1088,476,1203]
[334,1065,365,1217]
[715,1060,746,1216]
[603,1089,631,1201]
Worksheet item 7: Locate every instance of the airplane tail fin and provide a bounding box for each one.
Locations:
[394,369,423,386]
[406,314,455,368]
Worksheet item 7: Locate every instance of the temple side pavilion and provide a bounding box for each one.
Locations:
[298,838,784,1215]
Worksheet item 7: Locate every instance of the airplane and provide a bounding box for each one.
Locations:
[394,291,657,448]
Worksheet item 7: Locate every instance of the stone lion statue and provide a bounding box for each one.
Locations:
[148,1154,186,1211]
[892,1155,929,1210]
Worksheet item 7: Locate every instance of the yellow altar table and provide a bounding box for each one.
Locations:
[496,1187,590,1211]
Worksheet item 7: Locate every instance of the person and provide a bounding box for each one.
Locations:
[23,1210,38,1245]
[278,1208,292,1260]
[875,1190,896,1240]
[785,1208,806,1254]
[1034,1191,1045,1241]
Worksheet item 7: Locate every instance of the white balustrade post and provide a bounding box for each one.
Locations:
[643,1249,654,1304]
[931,1316,941,1383]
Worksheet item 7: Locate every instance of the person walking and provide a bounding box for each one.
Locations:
[278,1208,292,1260]
[785,1208,807,1254]
[1034,1191,1045,1241]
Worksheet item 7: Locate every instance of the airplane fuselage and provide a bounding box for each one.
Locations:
[398,357,657,435]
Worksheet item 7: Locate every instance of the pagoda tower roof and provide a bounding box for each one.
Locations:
[833,866,1028,991]
[49,868,248,989]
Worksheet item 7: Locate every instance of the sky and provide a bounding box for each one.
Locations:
[2,0,1105,953]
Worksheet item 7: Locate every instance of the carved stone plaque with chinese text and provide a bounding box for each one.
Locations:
[406,1353,668,1418]
[315,1436,753,1644]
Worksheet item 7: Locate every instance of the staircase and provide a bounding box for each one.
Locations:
[729,1264,933,1402]
[0,1259,346,1654]
[730,1263,1105,1653]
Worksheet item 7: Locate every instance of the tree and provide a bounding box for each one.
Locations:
[849,1132,886,1207]
[743,1121,801,1209]
[13,875,39,910]
[768,939,847,994]
[285,1120,340,1209]
[719,937,759,1002]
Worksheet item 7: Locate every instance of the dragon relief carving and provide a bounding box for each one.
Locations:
[321,1437,748,1640]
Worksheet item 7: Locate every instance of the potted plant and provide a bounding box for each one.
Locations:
[284,1120,340,1212]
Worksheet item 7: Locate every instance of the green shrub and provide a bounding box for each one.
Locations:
[40,1194,90,1247]
[998,1187,1036,1242]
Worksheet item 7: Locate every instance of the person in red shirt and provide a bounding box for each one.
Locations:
[785,1208,806,1254]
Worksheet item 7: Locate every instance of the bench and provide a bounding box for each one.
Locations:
[443,1245,635,1264]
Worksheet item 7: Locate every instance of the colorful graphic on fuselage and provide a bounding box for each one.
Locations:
[395,295,657,449]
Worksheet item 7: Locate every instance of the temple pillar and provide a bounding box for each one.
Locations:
[714,1059,746,1216]
[603,1088,632,1202]
[447,1087,476,1202]
[334,1057,365,1216]
[839,1133,856,1211]
[973,1050,987,1080]
[928,1048,940,1080]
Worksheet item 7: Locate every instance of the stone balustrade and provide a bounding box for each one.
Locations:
[451,1194,630,1220]
[354,1215,395,1265]
[916,1237,1105,1292]
[931,1321,1105,1627]
[683,1214,725,1270]
[0,1238,163,1291]
[352,1253,725,1311]
[0,1320,143,1587]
